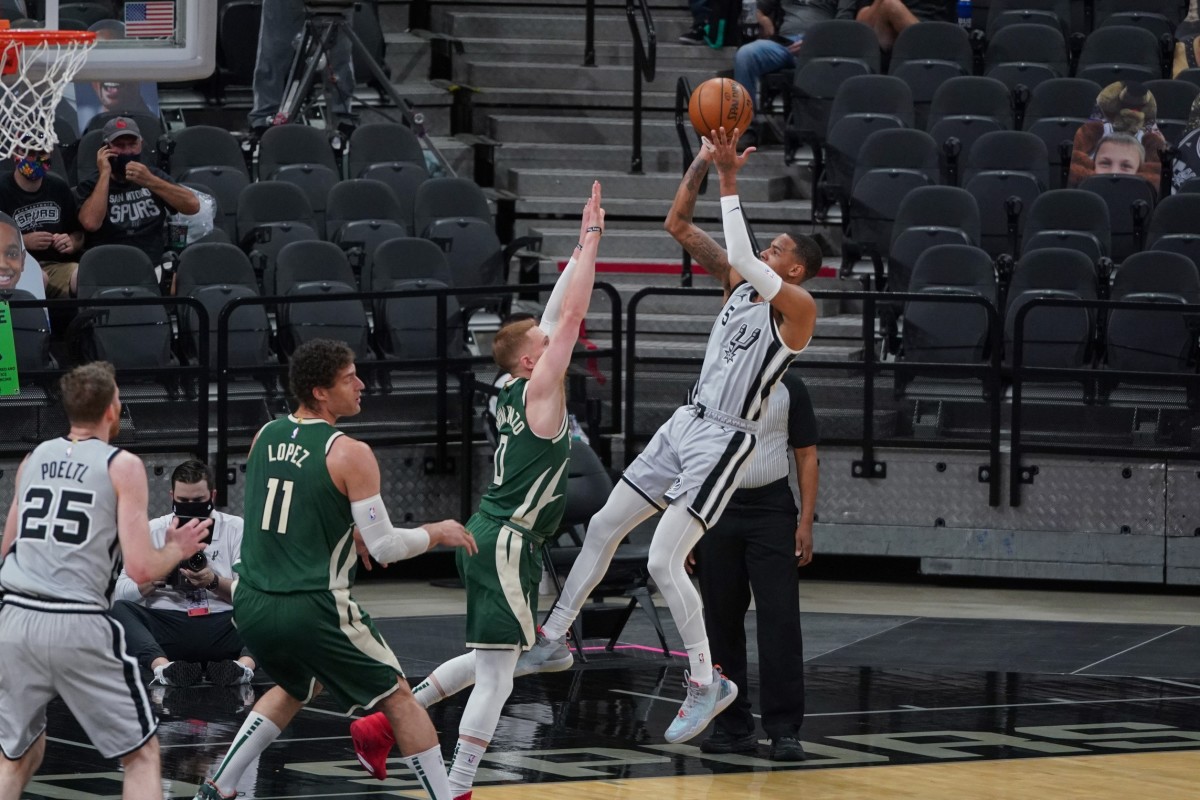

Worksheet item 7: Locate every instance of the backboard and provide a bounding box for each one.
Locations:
[35,0,216,81]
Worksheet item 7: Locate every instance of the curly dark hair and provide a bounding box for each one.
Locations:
[289,339,355,409]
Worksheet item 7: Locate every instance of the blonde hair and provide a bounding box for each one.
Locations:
[492,318,538,373]
[60,362,117,425]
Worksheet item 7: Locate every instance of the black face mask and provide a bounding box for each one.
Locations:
[109,152,139,180]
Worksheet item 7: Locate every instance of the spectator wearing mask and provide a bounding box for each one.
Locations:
[0,147,83,296]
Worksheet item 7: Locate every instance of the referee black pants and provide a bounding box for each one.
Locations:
[111,600,248,671]
[695,477,805,739]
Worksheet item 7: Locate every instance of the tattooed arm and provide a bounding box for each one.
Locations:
[663,141,742,299]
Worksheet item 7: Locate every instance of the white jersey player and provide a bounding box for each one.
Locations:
[0,362,209,800]
[521,126,820,744]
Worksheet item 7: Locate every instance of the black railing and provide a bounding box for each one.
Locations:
[583,0,597,66]
[2,295,210,459]
[214,283,623,503]
[1009,296,1200,506]
[626,0,656,174]
[625,287,1005,506]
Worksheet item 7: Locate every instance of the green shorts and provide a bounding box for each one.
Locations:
[458,514,544,650]
[232,581,404,713]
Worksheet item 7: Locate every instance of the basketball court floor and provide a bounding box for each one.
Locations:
[23,579,1200,799]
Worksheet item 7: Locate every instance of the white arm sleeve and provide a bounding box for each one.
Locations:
[540,253,578,337]
[721,194,783,301]
[351,495,431,563]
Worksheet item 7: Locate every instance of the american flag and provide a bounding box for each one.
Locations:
[124,1,176,39]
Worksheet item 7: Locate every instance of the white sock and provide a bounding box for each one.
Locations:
[448,739,487,798]
[687,639,713,686]
[540,606,574,642]
[405,743,453,800]
[412,677,445,709]
[211,712,281,793]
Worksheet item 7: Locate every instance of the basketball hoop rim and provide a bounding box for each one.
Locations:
[0,30,97,46]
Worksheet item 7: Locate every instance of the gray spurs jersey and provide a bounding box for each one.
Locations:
[691,281,806,422]
[1,437,123,609]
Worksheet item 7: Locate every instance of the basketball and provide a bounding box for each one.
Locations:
[688,77,754,140]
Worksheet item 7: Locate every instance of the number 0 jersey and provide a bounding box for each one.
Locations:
[477,378,570,545]
[237,415,357,594]
[0,437,122,608]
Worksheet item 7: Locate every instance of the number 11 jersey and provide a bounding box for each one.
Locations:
[237,415,356,594]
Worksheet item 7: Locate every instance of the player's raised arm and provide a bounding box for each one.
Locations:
[710,127,818,351]
[331,436,477,560]
[525,181,604,432]
[664,139,740,298]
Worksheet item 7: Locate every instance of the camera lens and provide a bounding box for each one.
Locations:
[185,552,207,571]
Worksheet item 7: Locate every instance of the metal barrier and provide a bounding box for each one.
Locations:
[214,283,622,505]
[2,295,210,459]
[625,287,1006,506]
[1009,296,1200,506]
[626,0,656,174]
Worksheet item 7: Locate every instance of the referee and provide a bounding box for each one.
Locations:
[691,370,817,761]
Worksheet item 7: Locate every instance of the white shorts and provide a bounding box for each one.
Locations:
[622,405,757,529]
[0,597,157,760]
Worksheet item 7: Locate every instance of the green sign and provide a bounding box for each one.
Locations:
[0,301,18,396]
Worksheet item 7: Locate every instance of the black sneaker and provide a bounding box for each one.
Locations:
[700,728,758,754]
[678,24,706,45]
[153,661,202,687]
[769,735,807,761]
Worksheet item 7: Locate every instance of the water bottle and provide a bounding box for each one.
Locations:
[957,0,972,29]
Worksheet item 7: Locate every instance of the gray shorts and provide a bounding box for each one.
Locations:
[622,405,757,529]
[0,598,157,760]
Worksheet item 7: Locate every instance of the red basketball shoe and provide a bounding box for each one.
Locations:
[350,712,395,779]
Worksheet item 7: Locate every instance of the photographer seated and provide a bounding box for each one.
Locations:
[111,460,257,688]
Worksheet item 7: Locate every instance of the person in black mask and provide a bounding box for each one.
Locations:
[111,460,258,688]
[74,116,199,267]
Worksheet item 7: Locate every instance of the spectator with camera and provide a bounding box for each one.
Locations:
[75,116,199,266]
[111,460,257,687]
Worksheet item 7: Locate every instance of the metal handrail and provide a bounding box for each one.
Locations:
[624,287,1005,506]
[626,0,656,174]
[2,295,210,459]
[1009,295,1200,506]
[214,282,623,503]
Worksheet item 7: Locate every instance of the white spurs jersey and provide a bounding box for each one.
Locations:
[1,437,123,609]
[690,281,806,422]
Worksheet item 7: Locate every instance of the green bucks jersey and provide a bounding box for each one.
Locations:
[237,415,357,593]
[478,378,570,545]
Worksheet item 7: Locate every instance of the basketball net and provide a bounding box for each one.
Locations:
[0,25,96,158]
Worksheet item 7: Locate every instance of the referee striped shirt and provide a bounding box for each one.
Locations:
[738,372,819,489]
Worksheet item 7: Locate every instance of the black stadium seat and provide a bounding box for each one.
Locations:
[1021,189,1111,263]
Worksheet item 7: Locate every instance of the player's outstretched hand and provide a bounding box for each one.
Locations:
[426,519,478,555]
[582,180,604,237]
[710,126,755,174]
[166,516,211,560]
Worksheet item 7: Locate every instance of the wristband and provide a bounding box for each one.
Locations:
[575,242,584,251]
[586,226,602,234]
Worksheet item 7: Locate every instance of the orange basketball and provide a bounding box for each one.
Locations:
[688,77,754,140]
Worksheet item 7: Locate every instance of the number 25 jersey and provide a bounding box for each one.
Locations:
[0,437,121,608]
[237,415,357,594]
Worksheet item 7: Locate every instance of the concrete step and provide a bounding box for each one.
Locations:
[460,60,719,93]
[529,226,794,259]
[453,36,731,69]
[433,10,697,42]
[507,168,790,203]
[468,85,684,112]
[515,192,816,224]
[382,31,432,84]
